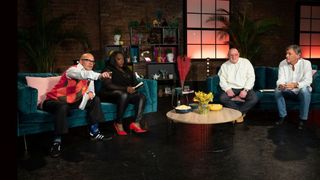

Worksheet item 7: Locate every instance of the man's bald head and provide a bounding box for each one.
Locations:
[228,48,240,64]
[79,53,95,70]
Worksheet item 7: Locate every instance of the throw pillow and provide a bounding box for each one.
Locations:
[26,76,61,106]
[312,70,317,76]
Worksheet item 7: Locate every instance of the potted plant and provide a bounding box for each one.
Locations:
[18,0,89,72]
[206,8,280,62]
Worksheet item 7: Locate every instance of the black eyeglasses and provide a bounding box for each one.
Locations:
[81,59,95,64]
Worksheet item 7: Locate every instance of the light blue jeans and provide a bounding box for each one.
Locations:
[274,87,311,120]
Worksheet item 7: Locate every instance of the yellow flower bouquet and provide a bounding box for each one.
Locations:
[193,91,214,114]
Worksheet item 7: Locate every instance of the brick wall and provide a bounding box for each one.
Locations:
[18,0,299,74]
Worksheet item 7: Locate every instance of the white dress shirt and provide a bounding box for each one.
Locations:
[66,63,101,109]
[276,58,313,93]
[218,57,255,92]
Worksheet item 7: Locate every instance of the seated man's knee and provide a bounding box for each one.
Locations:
[299,86,311,95]
[219,93,229,102]
[274,89,283,97]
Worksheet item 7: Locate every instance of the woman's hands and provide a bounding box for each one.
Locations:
[127,86,136,94]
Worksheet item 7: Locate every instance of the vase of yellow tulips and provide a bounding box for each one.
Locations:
[193,91,213,114]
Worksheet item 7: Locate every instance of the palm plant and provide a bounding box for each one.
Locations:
[18,0,90,72]
[207,9,280,61]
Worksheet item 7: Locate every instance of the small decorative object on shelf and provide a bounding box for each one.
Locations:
[193,91,214,114]
[113,27,122,45]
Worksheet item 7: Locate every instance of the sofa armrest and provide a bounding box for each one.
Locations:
[312,71,320,93]
[17,82,38,114]
[137,79,158,112]
[207,75,220,94]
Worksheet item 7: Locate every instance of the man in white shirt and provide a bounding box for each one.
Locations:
[43,53,112,157]
[218,48,258,123]
[275,45,313,130]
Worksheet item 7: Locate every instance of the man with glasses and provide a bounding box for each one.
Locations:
[43,53,112,158]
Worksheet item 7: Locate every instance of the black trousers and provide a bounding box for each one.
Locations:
[42,96,105,135]
[219,88,258,114]
[99,90,146,124]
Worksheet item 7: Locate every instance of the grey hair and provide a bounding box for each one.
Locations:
[286,44,301,56]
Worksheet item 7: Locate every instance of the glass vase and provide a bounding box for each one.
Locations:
[198,103,209,114]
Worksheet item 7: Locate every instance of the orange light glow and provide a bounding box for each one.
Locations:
[187,45,229,59]
[301,46,320,58]
[311,47,320,58]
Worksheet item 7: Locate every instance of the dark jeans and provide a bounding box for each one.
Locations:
[99,90,146,124]
[42,96,105,135]
[219,88,258,114]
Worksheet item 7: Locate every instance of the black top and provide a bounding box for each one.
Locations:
[100,65,139,92]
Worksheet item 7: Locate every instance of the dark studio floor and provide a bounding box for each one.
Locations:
[17,96,320,180]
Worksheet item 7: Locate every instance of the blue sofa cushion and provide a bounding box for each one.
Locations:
[265,67,278,89]
[312,71,320,93]
[254,66,266,90]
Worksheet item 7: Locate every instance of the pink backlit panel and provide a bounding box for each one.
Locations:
[202,14,215,28]
[202,31,216,44]
[216,33,229,44]
[217,0,230,12]
[311,47,320,58]
[202,0,215,13]
[301,6,311,18]
[202,45,215,58]
[312,6,320,18]
[188,45,201,58]
[187,0,201,13]
[300,46,320,58]
[216,15,229,28]
[187,30,201,44]
[300,33,310,45]
[300,19,310,31]
[187,14,201,28]
[311,20,320,31]
[216,45,229,58]
[301,46,311,58]
[311,34,320,45]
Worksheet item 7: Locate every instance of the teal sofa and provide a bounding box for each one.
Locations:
[207,66,320,111]
[17,73,158,137]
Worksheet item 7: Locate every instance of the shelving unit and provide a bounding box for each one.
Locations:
[129,27,178,62]
[127,26,181,97]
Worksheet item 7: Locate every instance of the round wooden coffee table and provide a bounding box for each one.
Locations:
[166,107,242,125]
[166,107,242,152]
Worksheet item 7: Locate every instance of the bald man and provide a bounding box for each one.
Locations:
[43,53,112,158]
[218,48,258,123]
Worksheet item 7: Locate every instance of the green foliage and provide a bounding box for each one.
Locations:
[128,20,140,29]
[18,0,90,72]
[207,9,280,61]
[113,27,122,35]
[165,48,173,54]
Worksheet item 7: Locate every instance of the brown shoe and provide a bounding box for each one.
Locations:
[236,114,246,123]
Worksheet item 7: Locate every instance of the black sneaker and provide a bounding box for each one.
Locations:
[50,142,61,158]
[90,131,112,141]
[275,117,286,125]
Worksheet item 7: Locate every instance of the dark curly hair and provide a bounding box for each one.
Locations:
[105,50,130,72]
